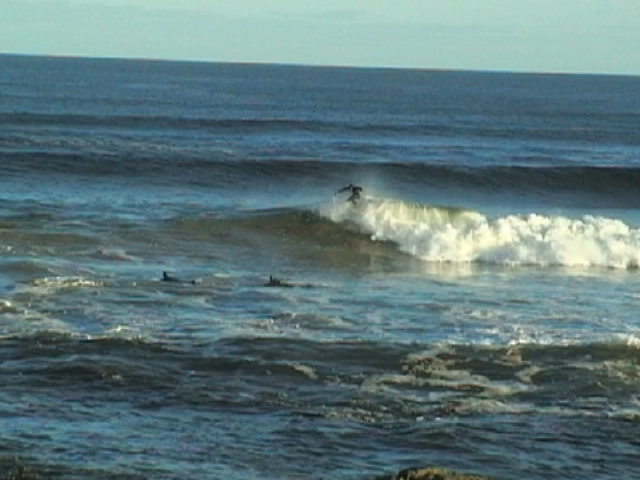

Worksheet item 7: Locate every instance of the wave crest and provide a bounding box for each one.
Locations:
[325,198,640,269]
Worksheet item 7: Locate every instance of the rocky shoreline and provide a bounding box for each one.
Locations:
[374,466,496,480]
[2,457,497,480]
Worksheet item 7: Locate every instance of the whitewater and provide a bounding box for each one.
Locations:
[326,196,640,269]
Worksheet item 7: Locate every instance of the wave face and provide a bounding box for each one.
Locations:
[4,157,640,211]
[324,198,640,269]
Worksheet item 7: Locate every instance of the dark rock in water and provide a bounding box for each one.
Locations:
[375,466,496,480]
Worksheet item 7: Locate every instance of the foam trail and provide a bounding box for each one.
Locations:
[325,198,640,269]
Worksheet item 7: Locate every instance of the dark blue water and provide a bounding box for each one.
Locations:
[1,54,640,479]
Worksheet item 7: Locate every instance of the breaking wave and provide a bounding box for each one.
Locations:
[324,197,640,269]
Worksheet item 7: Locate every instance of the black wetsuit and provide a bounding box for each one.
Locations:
[162,271,181,282]
[337,184,363,203]
[265,275,292,288]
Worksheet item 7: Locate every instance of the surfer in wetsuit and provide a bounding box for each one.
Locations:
[265,275,292,288]
[336,184,363,204]
[162,271,199,284]
[162,271,181,282]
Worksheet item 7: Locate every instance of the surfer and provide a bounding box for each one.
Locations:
[265,275,292,288]
[162,271,199,284]
[162,271,181,282]
[336,184,363,204]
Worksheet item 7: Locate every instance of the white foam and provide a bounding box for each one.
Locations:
[0,299,19,314]
[325,198,640,269]
[614,333,640,349]
[95,248,139,262]
[291,363,319,380]
[27,276,102,290]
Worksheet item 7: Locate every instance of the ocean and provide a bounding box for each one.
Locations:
[1,54,639,479]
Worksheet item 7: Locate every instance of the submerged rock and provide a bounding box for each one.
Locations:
[375,466,495,480]
[4,464,38,480]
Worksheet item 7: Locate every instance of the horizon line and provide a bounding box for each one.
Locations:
[1,51,638,79]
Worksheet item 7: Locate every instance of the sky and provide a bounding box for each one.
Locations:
[1,0,639,75]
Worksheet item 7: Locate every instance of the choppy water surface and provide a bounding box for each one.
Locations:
[1,55,640,479]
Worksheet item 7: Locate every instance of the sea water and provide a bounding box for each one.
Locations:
[1,55,640,479]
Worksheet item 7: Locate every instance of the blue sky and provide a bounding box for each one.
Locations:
[1,0,639,75]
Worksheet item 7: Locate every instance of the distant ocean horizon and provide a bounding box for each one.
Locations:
[1,53,639,480]
[4,51,640,78]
